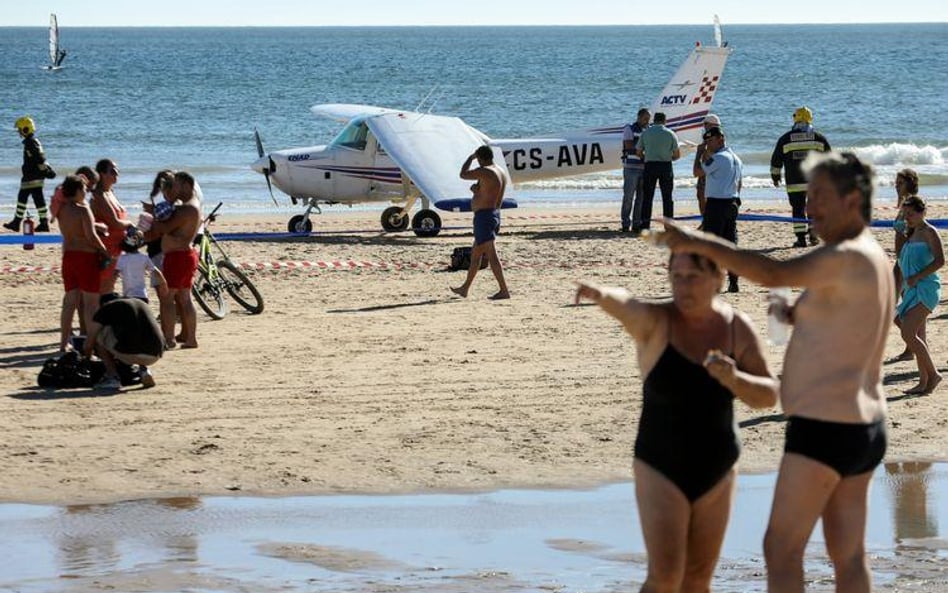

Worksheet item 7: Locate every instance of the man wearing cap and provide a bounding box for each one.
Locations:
[635,112,681,232]
[771,106,831,248]
[693,114,722,224]
[4,116,55,233]
[700,126,743,292]
[620,108,650,233]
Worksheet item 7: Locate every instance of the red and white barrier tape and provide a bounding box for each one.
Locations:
[1,258,655,275]
[241,260,435,271]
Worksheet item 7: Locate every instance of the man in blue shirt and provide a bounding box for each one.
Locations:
[621,108,650,232]
[635,112,680,232]
[692,113,722,224]
[700,126,742,292]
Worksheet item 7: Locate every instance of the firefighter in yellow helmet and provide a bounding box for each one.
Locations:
[770,106,831,247]
[4,116,56,232]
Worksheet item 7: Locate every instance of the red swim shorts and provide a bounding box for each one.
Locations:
[62,251,101,293]
[163,248,198,289]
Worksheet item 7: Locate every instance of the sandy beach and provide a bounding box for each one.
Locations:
[1,203,946,507]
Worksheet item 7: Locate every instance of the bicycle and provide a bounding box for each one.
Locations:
[191,202,265,320]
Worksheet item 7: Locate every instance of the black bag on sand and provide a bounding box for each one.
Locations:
[449,246,488,271]
[37,351,101,388]
[37,351,141,388]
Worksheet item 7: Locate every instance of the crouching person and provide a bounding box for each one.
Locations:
[83,297,163,390]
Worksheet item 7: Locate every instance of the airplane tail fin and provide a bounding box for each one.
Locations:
[651,40,732,147]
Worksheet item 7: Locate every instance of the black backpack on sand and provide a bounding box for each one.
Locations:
[449,246,488,272]
[37,351,102,388]
[37,351,141,389]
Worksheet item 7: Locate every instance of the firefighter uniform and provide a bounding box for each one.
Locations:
[4,116,54,232]
[770,107,830,247]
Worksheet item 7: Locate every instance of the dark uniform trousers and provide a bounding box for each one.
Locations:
[703,197,740,285]
[639,161,674,229]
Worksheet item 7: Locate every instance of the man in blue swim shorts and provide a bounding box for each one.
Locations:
[473,208,501,246]
[451,145,510,300]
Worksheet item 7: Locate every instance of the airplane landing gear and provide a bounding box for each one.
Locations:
[287,214,313,233]
[381,206,410,232]
[411,209,441,238]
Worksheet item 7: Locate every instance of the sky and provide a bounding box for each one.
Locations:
[5,0,947,26]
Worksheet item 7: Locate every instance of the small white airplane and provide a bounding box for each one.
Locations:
[251,25,732,236]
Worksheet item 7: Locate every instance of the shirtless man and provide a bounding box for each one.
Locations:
[57,175,110,351]
[450,145,510,300]
[148,171,202,348]
[660,151,891,593]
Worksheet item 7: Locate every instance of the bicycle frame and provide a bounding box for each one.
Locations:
[195,202,224,279]
[191,202,265,318]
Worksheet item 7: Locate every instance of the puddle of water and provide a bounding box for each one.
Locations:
[0,463,945,592]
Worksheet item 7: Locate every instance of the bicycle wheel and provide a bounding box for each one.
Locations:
[216,259,265,314]
[191,266,228,320]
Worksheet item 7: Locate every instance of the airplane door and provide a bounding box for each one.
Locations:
[329,122,374,200]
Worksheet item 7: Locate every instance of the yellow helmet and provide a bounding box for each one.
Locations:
[792,106,813,125]
[14,116,35,136]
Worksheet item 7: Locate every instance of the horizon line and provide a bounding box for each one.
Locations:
[1,21,945,28]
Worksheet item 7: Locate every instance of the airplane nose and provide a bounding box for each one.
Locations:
[251,155,272,174]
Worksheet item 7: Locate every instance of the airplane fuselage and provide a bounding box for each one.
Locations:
[494,130,621,183]
[258,129,624,203]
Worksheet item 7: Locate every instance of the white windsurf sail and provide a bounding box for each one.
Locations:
[46,14,66,69]
[48,14,58,65]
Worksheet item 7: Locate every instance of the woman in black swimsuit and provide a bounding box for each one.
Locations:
[576,252,778,592]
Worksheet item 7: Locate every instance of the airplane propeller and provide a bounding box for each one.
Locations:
[254,127,279,206]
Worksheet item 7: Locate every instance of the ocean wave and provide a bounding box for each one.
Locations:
[851,143,947,167]
[742,142,948,171]
[515,143,948,192]
[847,144,948,188]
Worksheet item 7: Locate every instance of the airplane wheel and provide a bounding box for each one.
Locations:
[411,209,442,238]
[381,206,409,232]
[288,215,312,233]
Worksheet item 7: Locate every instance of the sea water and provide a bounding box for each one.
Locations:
[0,24,945,215]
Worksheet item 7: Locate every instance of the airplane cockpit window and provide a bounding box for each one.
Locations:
[330,119,369,151]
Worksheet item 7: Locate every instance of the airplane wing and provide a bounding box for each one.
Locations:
[310,104,400,123]
[364,111,516,212]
